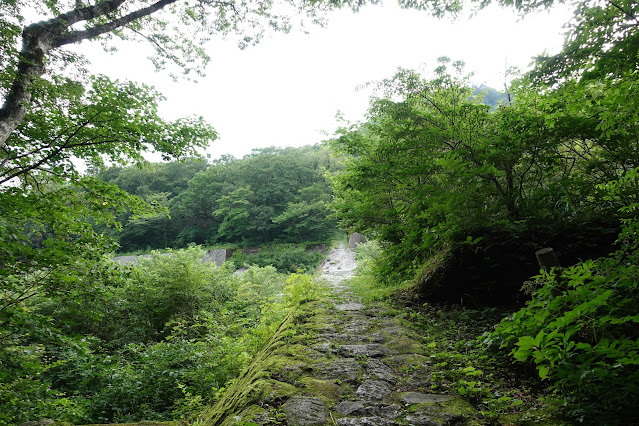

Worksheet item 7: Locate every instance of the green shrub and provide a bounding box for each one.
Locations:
[354,240,383,274]
[231,244,324,274]
[484,170,639,422]
[1,245,300,424]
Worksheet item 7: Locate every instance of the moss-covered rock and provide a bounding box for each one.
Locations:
[384,336,424,354]
[199,308,305,425]
[404,394,479,425]
[301,378,343,402]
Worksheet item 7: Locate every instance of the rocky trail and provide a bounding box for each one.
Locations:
[205,243,478,425]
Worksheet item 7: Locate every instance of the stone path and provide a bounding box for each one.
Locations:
[206,243,477,425]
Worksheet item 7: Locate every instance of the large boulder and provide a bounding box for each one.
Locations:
[348,233,365,248]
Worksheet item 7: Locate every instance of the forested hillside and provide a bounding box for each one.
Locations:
[1,0,638,424]
[95,146,340,251]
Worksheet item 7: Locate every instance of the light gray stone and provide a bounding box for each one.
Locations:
[401,392,452,405]
[202,248,228,265]
[364,359,396,382]
[314,359,362,383]
[282,397,327,426]
[335,401,367,416]
[335,302,365,311]
[336,401,401,419]
[348,233,365,248]
[355,379,393,400]
[111,255,138,266]
[339,344,389,358]
[337,417,394,426]
[404,415,443,425]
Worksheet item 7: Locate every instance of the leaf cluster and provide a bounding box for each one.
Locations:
[328,58,620,288]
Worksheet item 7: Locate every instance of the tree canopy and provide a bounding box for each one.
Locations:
[96,145,341,250]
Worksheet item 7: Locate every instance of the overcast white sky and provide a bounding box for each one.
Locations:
[79,2,573,159]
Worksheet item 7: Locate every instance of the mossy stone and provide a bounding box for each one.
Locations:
[384,336,424,354]
[410,395,478,424]
[235,404,269,424]
[384,354,431,370]
[254,378,299,402]
[302,378,343,402]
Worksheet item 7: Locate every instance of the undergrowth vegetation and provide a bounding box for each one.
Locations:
[483,171,639,423]
[351,172,639,424]
[229,243,326,274]
[351,242,564,423]
[0,247,312,425]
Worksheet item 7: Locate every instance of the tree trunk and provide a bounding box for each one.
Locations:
[0,0,176,148]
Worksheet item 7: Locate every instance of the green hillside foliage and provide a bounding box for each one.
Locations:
[96,146,341,251]
[328,58,625,303]
[0,247,311,424]
[328,0,639,416]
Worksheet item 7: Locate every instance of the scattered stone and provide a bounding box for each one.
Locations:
[384,336,424,354]
[404,414,443,425]
[339,344,389,358]
[335,401,401,418]
[406,370,432,388]
[363,332,387,344]
[282,397,327,426]
[348,232,365,248]
[111,254,139,266]
[355,379,393,400]
[335,302,365,311]
[401,392,452,405]
[337,416,394,426]
[314,359,362,383]
[303,378,343,401]
[364,359,396,382]
[384,354,431,371]
[237,404,270,424]
[335,401,366,415]
[381,326,405,335]
[201,248,228,265]
[312,341,334,354]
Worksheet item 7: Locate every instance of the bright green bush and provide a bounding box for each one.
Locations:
[354,240,383,274]
[231,244,324,274]
[1,245,301,424]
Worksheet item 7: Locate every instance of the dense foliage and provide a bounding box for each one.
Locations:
[484,170,639,422]
[2,0,638,423]
[0,247,315,424]
[229,244,327,274]
[328,0,639,420]
[96,145,340,251]
[329,59,621,294]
